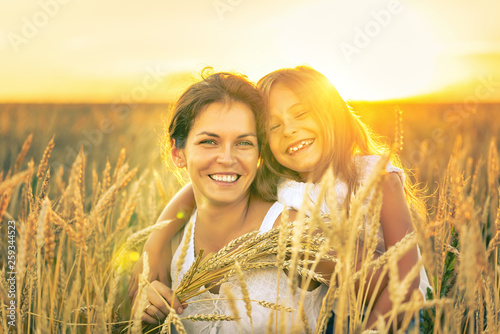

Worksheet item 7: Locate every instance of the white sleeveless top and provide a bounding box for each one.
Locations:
[277,155,432,300]
[171,202,328,333]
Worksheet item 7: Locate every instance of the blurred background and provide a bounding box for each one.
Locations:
[1,0,499,191]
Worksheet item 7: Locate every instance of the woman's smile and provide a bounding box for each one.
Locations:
[208,173,240,183]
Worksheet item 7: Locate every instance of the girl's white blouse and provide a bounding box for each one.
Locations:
[277,155,432,300]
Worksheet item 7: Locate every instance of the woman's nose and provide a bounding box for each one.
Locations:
[216,145,236,165]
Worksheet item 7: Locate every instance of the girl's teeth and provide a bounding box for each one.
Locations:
[288,140,312,154]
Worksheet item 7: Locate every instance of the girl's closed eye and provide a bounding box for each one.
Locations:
[295,110,308,119]
[270,123,281,131]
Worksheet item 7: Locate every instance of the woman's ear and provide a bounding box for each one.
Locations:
[171,139,186,168]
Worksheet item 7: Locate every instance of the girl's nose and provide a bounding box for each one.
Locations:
[282,119,298,137]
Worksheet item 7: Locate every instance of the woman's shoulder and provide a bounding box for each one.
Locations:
[250,196,277,212]
[249,196,281,216]
[248,197,285,231]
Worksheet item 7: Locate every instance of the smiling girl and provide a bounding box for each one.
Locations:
[258,67,431,328]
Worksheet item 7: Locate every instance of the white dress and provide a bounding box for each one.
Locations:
[171,202,328,333]
[277,155,432,300]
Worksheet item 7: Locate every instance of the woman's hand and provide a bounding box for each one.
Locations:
[128,239,171,303]
[142,280,186,324]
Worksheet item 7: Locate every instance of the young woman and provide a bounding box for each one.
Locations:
[130,66,430,329]
[136,71,328,332]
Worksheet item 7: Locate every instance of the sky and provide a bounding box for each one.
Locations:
[0,0,499,103]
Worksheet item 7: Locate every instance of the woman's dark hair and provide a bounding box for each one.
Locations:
[165,70,277,201]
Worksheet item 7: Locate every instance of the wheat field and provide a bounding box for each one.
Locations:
[0,103,499,333]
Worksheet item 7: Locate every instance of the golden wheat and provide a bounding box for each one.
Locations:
[14,133,33,173]
[0,105,498,334]
[36,135,55,180]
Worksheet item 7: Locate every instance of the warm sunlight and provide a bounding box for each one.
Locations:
[263,1,441,101]
[0,0,499,102]
[2,2,500,333]
[326,6,441,101]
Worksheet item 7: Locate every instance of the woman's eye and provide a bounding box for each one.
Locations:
[200,139,216,145]
[237,141,255,147]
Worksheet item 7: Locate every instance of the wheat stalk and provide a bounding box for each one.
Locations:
[14,133,33,172]
[221,285,242,332]
[235,260,253,332]
[36,135,55,179]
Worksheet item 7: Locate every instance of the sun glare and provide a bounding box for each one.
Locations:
[273,1,443,101]
[1,1,499,103]
[328,11,442,102]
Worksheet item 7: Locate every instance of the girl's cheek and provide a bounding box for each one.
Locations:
[269,144,279,157]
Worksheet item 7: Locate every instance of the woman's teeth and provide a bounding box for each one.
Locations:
[210,174,238,182]
[287,140,314,155]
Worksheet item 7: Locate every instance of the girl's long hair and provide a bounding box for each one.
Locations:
[257,66,425,215]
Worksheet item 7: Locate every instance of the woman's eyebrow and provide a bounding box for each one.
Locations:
[195,131,219,137]
[195,131,257,139]
[237,133,257,139]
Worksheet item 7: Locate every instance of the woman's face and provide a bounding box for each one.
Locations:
[267,83,324,180]
[173,101,259,205]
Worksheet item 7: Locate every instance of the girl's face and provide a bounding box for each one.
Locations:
[172,101,259,205]
[267,83,324,180]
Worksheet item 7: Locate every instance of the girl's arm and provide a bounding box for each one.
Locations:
[128,183,195,302]
[366,173,420,328]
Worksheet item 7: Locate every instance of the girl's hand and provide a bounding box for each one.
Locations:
[141,280,186,324]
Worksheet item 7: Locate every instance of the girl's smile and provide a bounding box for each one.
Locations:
[267,83,324,180]
[286,139,315,155]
